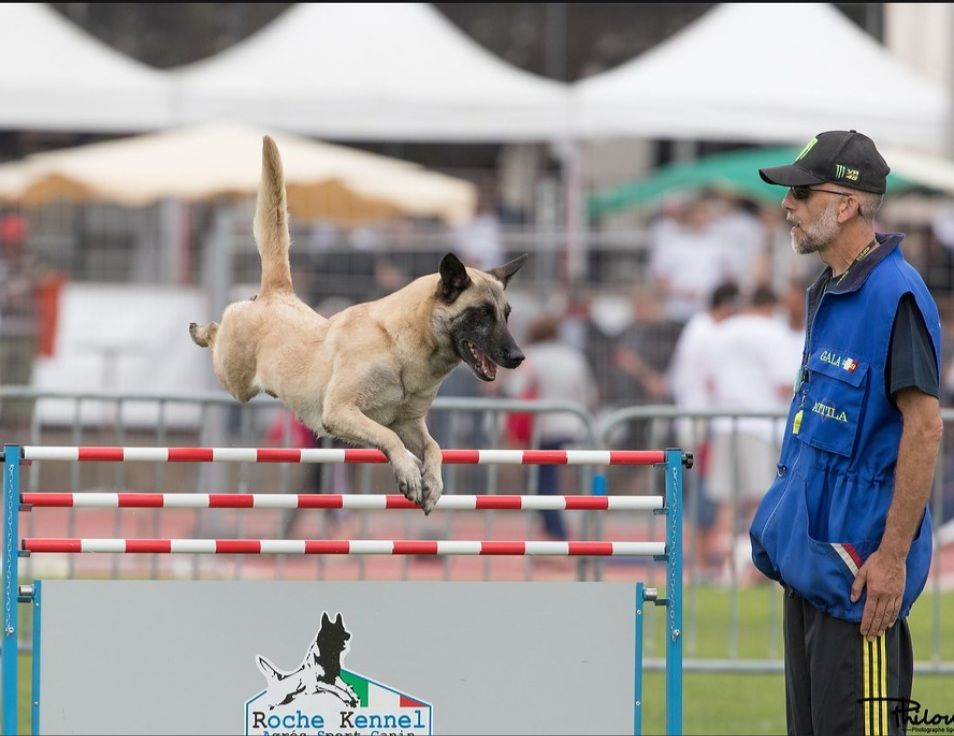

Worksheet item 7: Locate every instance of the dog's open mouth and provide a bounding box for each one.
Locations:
[462,340,497,382]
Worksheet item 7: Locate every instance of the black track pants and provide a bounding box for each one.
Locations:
[784,588,913,736]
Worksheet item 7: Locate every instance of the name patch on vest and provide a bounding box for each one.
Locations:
[812,401,848,422]
[818,351,858,373]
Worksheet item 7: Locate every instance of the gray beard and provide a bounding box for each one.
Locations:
[790,203,840,255]
[791,235,822,255]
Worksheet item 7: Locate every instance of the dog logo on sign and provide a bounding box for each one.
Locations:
[245,612,433,736]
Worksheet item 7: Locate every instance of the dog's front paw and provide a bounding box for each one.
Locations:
[420,467,443,515]
[394,458,423,507]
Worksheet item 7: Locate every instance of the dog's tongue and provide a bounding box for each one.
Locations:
[480,354,497,380]
[468,342,497,380]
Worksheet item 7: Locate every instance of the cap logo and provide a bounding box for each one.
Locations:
[795,137,818,161]
[835,163,859,182]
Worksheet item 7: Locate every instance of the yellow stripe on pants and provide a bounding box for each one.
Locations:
[863,637,871,735]
[879,634,888,735]
[863,635,887,736]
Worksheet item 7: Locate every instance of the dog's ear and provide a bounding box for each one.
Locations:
[334,613,343,625]
[321,612,331,626]
[488,254,528,289]
[438,253,472,303]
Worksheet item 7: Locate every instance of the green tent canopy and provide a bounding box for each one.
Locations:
[588,146,914,217]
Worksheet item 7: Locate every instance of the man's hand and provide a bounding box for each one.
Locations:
[850,548,905,640]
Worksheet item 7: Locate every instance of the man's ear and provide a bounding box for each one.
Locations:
[438,252,472,303]
[839,195,862,224]
[489,254,528,289]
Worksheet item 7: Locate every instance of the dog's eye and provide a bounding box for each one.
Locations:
[480,305,495,318]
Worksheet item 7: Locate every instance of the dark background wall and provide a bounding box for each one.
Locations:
[48,3,881,80]
[1,4,882,168]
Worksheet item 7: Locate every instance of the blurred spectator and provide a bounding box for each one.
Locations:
[668,280,742,426]
[452,179,504,272]
[584,292,633,404]
[667,280,741,577]
[559,289,591,352]
[914,218,954,324]
[908,215,954,519]
[648,194,738,323]
[705,285,800,582]
[0,212,41,404]
[433,363,489,492]
[709,194,773,288]
[781,274,809,366]
[505,313,598,540]
[612,284,682,455]
[0,212,36,318]
[614,284,682,404]
[299,218,413,304]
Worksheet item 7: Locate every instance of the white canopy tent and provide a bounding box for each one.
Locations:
[169,3,570,143]
[0,3,172,132]
[0,121,476,225]
[3,3,946,151]
[571,3,951,151]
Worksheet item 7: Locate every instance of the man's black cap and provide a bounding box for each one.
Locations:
[759,130,889,194]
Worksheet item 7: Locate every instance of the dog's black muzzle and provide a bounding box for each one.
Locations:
[497,346,525,369]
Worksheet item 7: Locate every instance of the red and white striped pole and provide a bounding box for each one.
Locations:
[21,492,662,511]
[20,446,666,466]
[21,538,665,557]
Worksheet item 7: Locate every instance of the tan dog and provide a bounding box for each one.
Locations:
[190,136,526,513]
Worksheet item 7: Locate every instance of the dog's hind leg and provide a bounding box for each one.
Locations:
[391,418,443,514]
[189,322,218,348]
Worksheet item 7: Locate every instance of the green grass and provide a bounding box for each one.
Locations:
[635,586,954,735]
[640,672,953,735]
[4,587,952,735]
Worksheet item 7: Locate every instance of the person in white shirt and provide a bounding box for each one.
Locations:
[706,285,800,580]
[667,280,741,576]
[648,196,738,323]
[452,183,505,272]
[506,313,598,540]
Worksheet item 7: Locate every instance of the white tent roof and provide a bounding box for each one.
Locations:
[170,3,570,142]
[0,3,172,132]
[571,3,950,150]
[0,121,476,225]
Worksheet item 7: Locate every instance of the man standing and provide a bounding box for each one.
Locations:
[749,130,942,735]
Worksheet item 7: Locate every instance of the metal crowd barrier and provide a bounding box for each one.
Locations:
[2,387,951,676]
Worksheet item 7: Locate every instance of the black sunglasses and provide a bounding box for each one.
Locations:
[789,185,851,201]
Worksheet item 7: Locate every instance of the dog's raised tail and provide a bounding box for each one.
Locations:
[254,135,293,297]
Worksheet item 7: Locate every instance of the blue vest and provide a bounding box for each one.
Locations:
[749,233,941,622]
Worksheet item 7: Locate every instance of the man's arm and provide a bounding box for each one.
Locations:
[614,346,669,400]
[850,388,942,639]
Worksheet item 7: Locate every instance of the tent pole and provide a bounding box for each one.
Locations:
[160,198,185,284]
[558,137,586,287]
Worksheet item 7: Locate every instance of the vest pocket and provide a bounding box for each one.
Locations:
[788,477,878,618]
[796,348,868,457]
